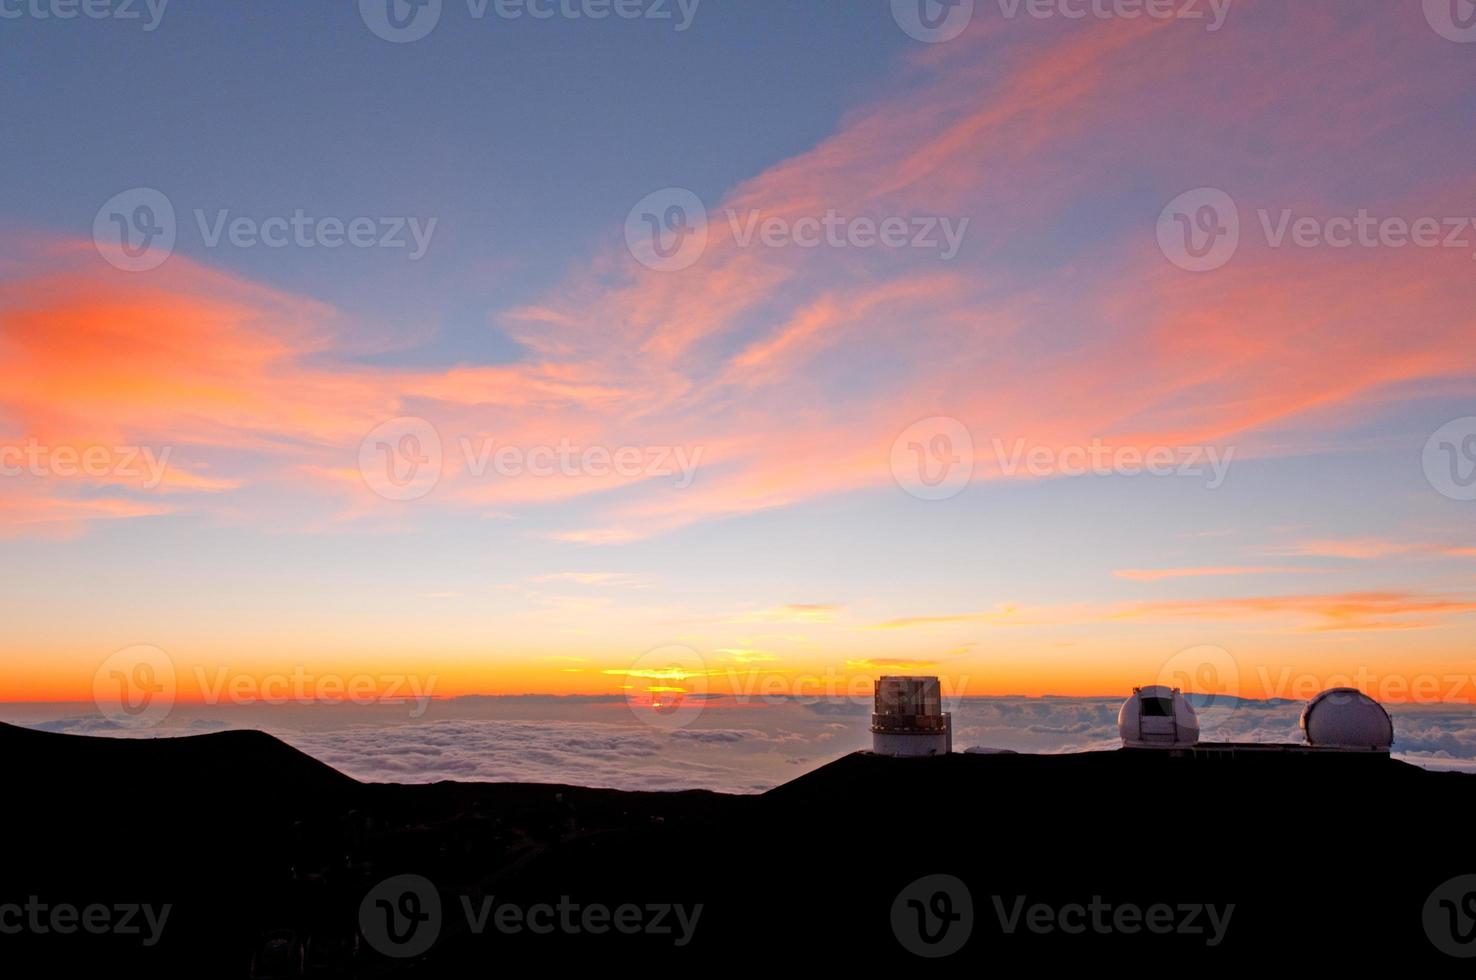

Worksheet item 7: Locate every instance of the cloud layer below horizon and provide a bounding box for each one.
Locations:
[11,695,1476,793]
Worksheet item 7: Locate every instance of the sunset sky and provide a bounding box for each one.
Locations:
[2,1,1475,707]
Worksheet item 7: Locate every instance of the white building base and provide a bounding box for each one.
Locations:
[872,728,950,757]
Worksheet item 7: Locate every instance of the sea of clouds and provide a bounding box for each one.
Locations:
[9,695,1476,793]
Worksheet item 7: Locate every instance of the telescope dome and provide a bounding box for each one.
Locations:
[1300,688,1393,751]
[1118,685,1200,748]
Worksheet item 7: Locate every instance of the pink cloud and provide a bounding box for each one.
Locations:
[3,4,1473,543]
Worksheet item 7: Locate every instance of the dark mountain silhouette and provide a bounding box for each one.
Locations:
[2,722,1471,974]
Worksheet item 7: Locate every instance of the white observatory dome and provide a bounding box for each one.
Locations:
[1300,688,1393,751]
[1118,685,1200,748]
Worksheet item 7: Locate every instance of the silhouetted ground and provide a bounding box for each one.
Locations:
[3,721,1472,974]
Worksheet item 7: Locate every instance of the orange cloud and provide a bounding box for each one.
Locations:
[0,489,170,539]
[1277,538,1420,560]
[874,591,1476,635]
[503,5,1476,543]
[1116,592,1476,633]
[5,4,1474,547]
[1273,539,1476,562]
[844,659,939,672]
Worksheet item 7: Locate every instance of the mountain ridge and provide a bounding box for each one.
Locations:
[2,722,1470,973]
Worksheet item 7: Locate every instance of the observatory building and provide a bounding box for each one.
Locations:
[1300,688,1394,751]
[1118,685,1200,748]
[1117,681,1395,757]
[871,676,952,756]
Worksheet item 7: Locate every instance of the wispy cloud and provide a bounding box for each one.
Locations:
[526,572,652,588]
[1273,538,1476,561]
[6,6,1475,548]
[873,604,1094,630]
[844,658,940,672]
[729,604,844,624]
[873,591,1476,634]
[1113,566,1317,582]
[1117,591,1476,632]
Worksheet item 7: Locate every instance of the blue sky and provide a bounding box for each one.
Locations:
[2,1,1475,707]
